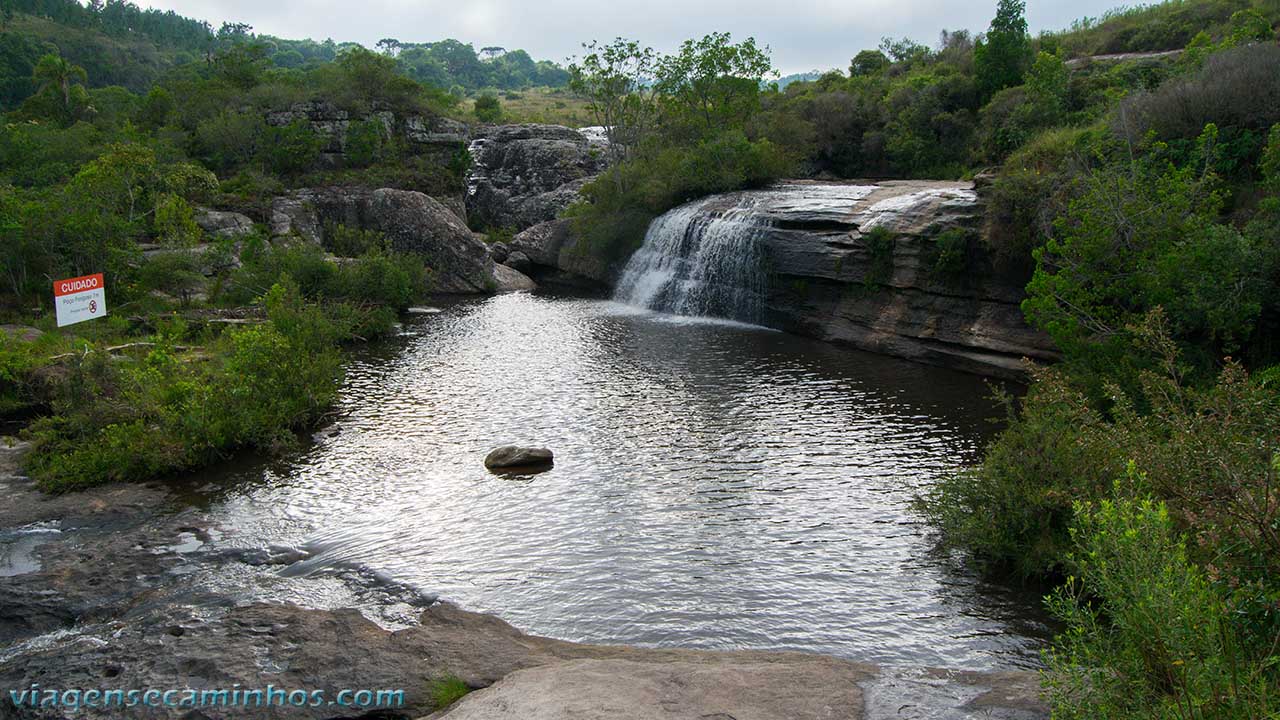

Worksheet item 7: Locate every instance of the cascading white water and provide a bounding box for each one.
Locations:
[613,195,772,323]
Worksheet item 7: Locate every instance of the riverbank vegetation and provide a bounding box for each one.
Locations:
[870,3,1280,717]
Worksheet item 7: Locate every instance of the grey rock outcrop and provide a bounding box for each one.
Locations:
[503,250,532,274]
[491,263,538,293]
[194,208,255,239]
[466,124,608,231]
[509,219,612,289]
[753,180,1056,377]
[269,187,501,294]
[0,326,42,343]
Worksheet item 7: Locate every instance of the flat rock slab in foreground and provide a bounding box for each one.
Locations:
[424,654,1047,720]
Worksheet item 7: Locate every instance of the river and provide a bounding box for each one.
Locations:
[197,292,1051,671]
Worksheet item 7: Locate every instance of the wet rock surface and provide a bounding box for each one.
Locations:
[483,446,553,470]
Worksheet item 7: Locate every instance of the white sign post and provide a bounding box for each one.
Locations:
[53,273,107,327]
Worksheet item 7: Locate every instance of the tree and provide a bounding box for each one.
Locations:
[849,49,889,77]
[479,46,506,61]
[376,38,401,57]
[139,86,175,129]
[974,0,1030,98]
[32,53,88,122]
[569,38,657,158]
[653,32,775,137]
[214,41,270,89]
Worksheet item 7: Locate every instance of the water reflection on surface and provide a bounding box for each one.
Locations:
[205,293,1052,670]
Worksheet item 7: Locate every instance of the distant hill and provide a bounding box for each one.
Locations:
[0,0,570,110]
[775,71,825,89]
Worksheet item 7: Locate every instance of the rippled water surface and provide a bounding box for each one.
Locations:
[207,293,1051,670]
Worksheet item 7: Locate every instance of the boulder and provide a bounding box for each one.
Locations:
[484,446,554,470]
[0,325,42,343]
[503,251,532,274]
[269,187,499,294]
[491,264,537,293]
[194,208,255,239]
[509,219,612,288]
[489,241,511,264]
[466,124,608,231]
[368,189,496,294]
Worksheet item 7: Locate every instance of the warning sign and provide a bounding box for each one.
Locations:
[53,273,107,327]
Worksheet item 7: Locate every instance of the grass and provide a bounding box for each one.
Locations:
[453,87,596,127]
[427,674,471,710]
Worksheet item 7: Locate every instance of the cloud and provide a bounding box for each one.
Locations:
[140,0,1127,75]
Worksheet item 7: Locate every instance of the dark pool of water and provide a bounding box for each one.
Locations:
[202,293,1052,670]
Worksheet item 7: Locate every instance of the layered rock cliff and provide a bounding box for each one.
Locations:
[527,179,1055,378]
[264,100,469,168]
[755,180,1056,377]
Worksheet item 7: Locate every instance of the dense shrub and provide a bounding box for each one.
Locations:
[473,94,502,122]
[1116,44,1280,143]
[1044,493,1278,720]
[23,283,345,491]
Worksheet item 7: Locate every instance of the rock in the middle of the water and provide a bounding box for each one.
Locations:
[484,446,554,471]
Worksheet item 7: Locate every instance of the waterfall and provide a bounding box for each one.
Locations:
[613,195,771,324]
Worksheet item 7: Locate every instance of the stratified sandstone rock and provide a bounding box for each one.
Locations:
[754,180,1056,378]
[264,101,467,168]
[466,125,607,231]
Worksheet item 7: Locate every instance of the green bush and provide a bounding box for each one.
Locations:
[473,94,502,123]
[1045,492,1279,720]
[24,282,345,491]
[260,119,324,175]
[343,119,387,167]
[931,227,971,276]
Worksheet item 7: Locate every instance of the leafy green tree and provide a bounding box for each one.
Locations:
[569,38,657,158]
[654,32,775,137]
[849,49,889,77]
[213,41,270,90]
[30,53,90,123]
[138,86,175,128]
[974,0,1030,98]
[1024,127,1269,377]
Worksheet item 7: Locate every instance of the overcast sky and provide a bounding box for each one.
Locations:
[137,0,1128,75]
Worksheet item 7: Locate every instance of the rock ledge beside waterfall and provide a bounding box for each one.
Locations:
[606,179,1057,379]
